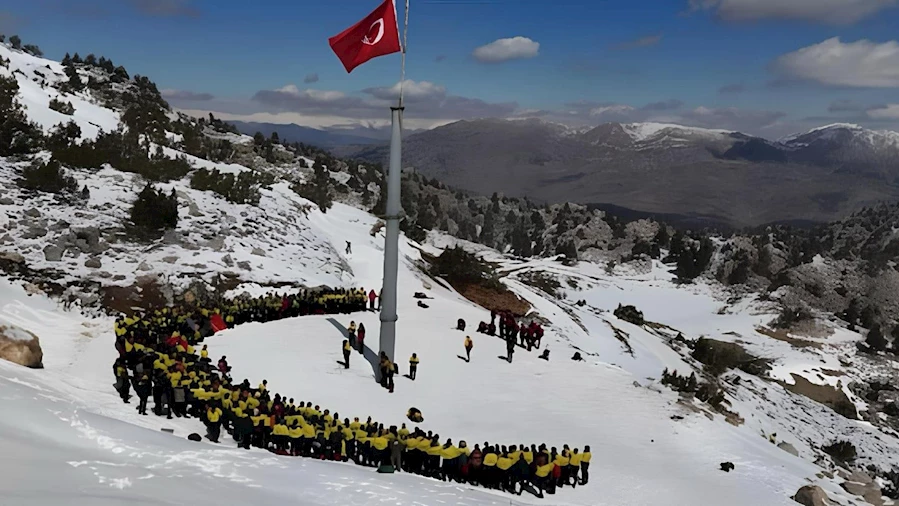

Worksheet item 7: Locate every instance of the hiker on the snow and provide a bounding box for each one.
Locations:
[114,358,131,403]
[343,340,351,369]
[347,321,357,348]
[464,336,473,361]
[409,353,419,380]
[346,241,352,254]
[505,334,515,362]
[134,372,151,415]
[368,289,377,311]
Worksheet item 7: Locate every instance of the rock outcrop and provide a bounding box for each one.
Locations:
[0,324,43,368]
[792,485,830,506]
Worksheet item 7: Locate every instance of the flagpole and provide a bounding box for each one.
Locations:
[378,0,409,378]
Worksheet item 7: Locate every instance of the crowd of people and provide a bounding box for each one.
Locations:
[111,288,590,498]
[467,310,546,363]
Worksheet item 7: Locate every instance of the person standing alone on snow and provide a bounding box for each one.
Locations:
[409,353,419,380]
[346,241,352,255]
[464,336,473,362]
[368,289,377,311]
[342,340,352,369]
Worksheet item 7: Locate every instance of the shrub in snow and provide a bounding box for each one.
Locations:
[19,159,78,194]
[292,158,333,212]
[822,440,857,465]
[866,324,888,352]
[614,304,645,326]
[9,35,21,50]
[48,98,75,115]
[129,184,178,239]
[0,75,43,156]
[429,246,503,292]
[22,44,42,57]
[190,168,270,205]
[692,337,771,377]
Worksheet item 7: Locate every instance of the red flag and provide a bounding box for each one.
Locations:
[329,0,401,73]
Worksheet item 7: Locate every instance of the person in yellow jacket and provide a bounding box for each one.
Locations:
[288,421,304,456]
[205,403,223,443]
[579,445,591,485]
[464,336,473,361]
[569,449,582,487]
[408,353,419,380]
[272,419,290,453]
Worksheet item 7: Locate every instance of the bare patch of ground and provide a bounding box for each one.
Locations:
[456,282,530,316]
[778,373,858,419]
[756,326,824,349]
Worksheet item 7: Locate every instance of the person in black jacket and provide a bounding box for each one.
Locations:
[134,373,152,415]
[342,340,351,369]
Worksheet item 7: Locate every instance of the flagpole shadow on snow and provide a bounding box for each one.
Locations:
[326,318,380,378]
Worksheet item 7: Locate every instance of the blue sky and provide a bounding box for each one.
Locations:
[3,0,899,137]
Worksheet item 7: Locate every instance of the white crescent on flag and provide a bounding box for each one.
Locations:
[362,18,385,46]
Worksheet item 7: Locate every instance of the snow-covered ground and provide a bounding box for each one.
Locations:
[0,202,889,506]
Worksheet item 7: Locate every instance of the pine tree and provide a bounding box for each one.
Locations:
[867,324,887,352]
[480,211,496,247]
[61,53,72,66]
[9,35,21,50]
[72,53,82,64]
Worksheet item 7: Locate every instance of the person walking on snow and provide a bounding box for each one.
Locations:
[409,353,419,380]
[346,241,352,255]
[368,289,377,311]
[464,336,473,362]
[342,340,351,369]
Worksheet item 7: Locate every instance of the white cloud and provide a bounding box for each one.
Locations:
[472,37,540,63]
[362,80,447,101]
[773,37,899,88]
[868,104,899,119]
[589,105,636,116]
[690,0,897,24]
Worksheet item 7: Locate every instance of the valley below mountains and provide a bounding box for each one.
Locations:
[348,119,899,228]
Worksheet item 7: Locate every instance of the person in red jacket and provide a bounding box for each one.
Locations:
[368,289,377,311]
[357,323,366,352]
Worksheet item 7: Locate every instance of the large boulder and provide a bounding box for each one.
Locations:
[43,245,63,262]
[793,485,830,506]
[0,324,43,368]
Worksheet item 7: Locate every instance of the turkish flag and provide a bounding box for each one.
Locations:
[329,0,402,73]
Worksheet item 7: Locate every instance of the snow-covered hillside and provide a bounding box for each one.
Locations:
[3,40,899,506]
[2,201,897,505]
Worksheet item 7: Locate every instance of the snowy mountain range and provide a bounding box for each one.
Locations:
[349,119,899,227]
[4,38,899,506]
